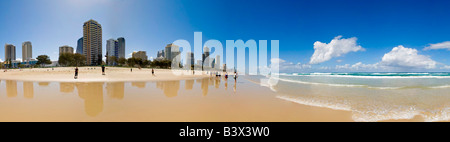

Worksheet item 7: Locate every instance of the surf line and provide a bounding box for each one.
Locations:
[179,126,214,139]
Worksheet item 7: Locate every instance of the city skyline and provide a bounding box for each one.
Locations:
[1,0,450,72]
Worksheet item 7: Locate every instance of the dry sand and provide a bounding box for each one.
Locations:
[0,67,209,82]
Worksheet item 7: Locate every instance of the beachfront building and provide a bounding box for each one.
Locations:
[164,43,180,61]
[106,38,118,66]
[22,41,32,62]
[157,50,165,58]
[186,52,194,67]
[197,60,202,66]
[132,51,148,61]
[59,45,74,55]
[202,46,210,67]
[117,37,125,59]
[76,37,83,54]
[83,19,102,66]
[4,44,16,62]
[215,55,220,69]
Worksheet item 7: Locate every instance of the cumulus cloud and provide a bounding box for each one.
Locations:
[380,45,437,69]
[309,36,364,64]
[268,58,311,72]
[441,65,450,69]
[333,45,438,71]
[0,58,3,62]
[335,62,379,70]
[424,41,450,50]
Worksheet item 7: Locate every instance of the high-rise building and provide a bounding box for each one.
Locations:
[186,52,194,67]
[117,37,125,59]
[76,37,83,54]
[157,50,165,58]
[165,43,180,61]
[83,19,102,65]
[202,46,210,67]
[106,39,117,57]
[22,41,32,62]
[59,45,74,55]
[165,44,172,60]
[215,55,220,69]
[106,39,118,66]
[132,51,148,61]
[5,44,16,62]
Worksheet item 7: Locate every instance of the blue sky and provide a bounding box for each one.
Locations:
[1,0,450,72]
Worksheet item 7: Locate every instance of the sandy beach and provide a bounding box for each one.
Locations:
[0,67,448,122]
[0,67,209,82]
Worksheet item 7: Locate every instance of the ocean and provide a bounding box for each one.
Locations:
[255,72,450,122]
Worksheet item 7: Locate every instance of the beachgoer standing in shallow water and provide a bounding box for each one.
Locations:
[74,67,79,79]
[102,65,105,75]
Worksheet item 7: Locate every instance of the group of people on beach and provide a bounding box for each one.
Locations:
[209,70,238,83]
[74,66,156,79]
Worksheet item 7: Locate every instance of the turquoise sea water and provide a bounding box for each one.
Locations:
[252,72,450,122]
[274,72,450,89]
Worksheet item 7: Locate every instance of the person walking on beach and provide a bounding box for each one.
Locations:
[152,68,155,76]
[74,67,79,79]
[130,68,133,72]
[234,71,238,83]
[102,65,106,75]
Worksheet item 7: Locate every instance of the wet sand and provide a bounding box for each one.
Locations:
[1,68,446,122]
[0,76,353,122]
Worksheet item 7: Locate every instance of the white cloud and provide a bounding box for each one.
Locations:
[335,62,378,70]
[380,45,436,69]
[333,46,437,71]
[16,58,22,62]
[0,58,3,62]
[441,65,450,69]
[309,36,364,64]
[424,41,450,50]
[336,59,343,63]
[268,58,311,72]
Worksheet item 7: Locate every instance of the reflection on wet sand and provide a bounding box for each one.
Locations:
[200,78,209,96]
[107,82,124,99]
[185,80,194,90]
[1,76,239,120]
[156,81,180,98]
[132,82,146,88]
[214,77,220,89]
[6,80,17,98]
[23,82,34,99]
[60,82,75,93]
[76,83,104,117]
[38,82,50,86]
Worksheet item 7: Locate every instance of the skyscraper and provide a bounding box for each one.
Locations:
[83,19,102,66]
[106,38,118,65]
[165,44,172,61]
[4,44,16,62]
[22,41,32,62]
[76,37,83,54]
[157,50,165,58]
[202,46,210,67]
[215,55,220,69]
[165,43,180,61]
[186,52,194,67]
[117,37,125,59]
[59,45,74,55]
